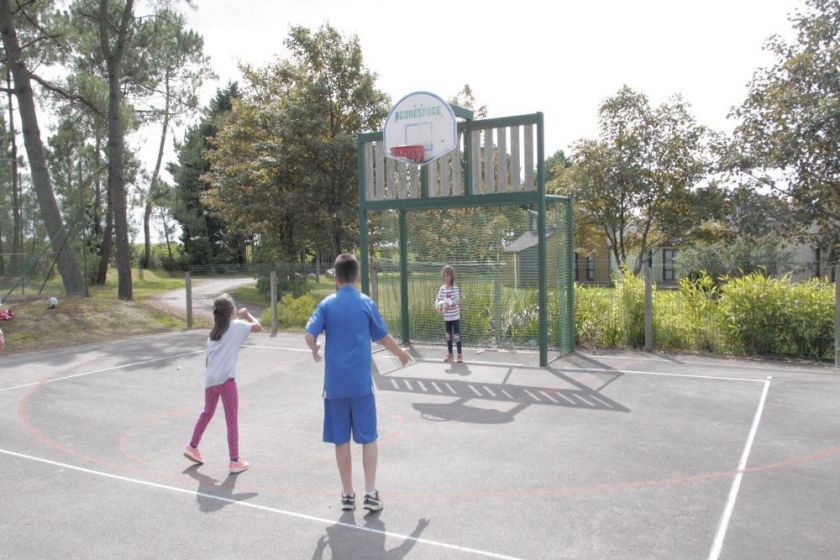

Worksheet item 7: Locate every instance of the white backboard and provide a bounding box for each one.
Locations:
[383,91,458,165]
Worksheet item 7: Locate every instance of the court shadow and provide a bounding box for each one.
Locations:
[311,511,429,560]
[182,465,258,513]
[413,397,529,424]
[444,362,471,376]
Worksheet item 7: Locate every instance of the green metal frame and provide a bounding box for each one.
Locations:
[357,110,573,366]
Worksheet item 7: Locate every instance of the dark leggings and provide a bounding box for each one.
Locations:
[445,320,462,355]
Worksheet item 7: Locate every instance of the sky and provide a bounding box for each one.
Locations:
[178,0,802,157]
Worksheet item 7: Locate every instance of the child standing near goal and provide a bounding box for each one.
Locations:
[435,264,462,363]
[184,293,261,474]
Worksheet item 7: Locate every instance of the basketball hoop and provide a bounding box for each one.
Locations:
[390,145,425,164]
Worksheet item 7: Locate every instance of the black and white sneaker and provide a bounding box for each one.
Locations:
[363,491,383,512]
[341,493,355,511]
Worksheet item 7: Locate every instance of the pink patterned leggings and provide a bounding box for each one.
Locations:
[189,378,239,461]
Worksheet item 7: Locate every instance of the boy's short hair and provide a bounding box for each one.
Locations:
[334,253,359,284]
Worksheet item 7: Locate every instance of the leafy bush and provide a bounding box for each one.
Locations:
[262,292,319,329]
[719,273,835,359]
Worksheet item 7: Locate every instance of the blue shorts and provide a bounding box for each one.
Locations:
[323,394,378,445]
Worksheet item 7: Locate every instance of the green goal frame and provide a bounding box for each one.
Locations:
[357,109,574,366]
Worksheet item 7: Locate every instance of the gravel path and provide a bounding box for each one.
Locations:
[152,276,260,319]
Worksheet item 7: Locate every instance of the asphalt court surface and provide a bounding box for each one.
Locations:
[1,331,839,559]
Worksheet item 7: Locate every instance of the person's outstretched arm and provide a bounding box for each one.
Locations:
[376,334,410,366]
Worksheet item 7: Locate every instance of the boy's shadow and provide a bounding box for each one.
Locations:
[311,511,429,559]
[182,465,259,513]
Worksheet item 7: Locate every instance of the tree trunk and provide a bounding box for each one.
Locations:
[143,69,171,269]
[1,0,85,295]
[100,0,134,300]
[6,64,21,275]
[96,187,113,285]
[93,134,103,239]
[159,207,173,263]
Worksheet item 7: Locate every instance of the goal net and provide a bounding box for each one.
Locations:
[366,202,574,353]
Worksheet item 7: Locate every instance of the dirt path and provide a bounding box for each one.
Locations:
[152,277,260,319]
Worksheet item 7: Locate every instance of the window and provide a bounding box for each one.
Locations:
[815,247,821,278]
[574,252,580,282]
[663,248,677,281]
[586,256,595,281]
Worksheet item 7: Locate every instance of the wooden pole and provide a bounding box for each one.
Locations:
[270,270,278,336]
[185,271,192,329]
[644,265,653,351]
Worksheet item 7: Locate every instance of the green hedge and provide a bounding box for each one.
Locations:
[577,270,836,361]
[262,267,836,361]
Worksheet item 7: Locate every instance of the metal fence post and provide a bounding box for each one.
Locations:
[835,265,839,368]
[644,265,653,351]
[270,270,278,336]
[185,271,193,329]
[494,261,503,347]
[371,260,379,306]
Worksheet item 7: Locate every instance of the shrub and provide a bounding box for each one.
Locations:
[718,273,834,359]
[616,267,645,347]
[262,292,319,329]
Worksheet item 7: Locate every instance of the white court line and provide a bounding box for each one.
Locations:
[585,354,834,375]
[0,448,523,560]
[0,350,205,393]
[568,367,763,384]
[707,377,773,560]
[243,345,311,353]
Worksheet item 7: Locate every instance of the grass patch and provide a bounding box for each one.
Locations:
[1,268,185,355]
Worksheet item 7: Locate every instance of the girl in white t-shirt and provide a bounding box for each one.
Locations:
[184,293,261,474]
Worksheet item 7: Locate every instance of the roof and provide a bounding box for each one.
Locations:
[503,228,556,253]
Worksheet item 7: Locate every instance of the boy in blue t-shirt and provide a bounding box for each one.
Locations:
[305,253,410,512]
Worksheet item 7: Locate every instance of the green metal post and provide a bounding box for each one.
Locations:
[566,197,576,354]
[537,112,547,366]
[357,137,369,294]
[399,209,410,344]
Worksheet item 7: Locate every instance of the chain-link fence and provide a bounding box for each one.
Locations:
[184,257,838,364]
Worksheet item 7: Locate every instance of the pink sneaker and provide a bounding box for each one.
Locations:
[183,445,203,464]
[229,460,250,474]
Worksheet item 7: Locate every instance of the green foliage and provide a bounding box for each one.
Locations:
[676,237,796,281]
[719,273,835,359]
[263,292,319,329]
[730,0,840,258]
[576,269,835,361]
[559,85,709,274]
[204,23,390,261]
[169,84,247,267]
[653,273,726,352]
[615,267,645,347]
